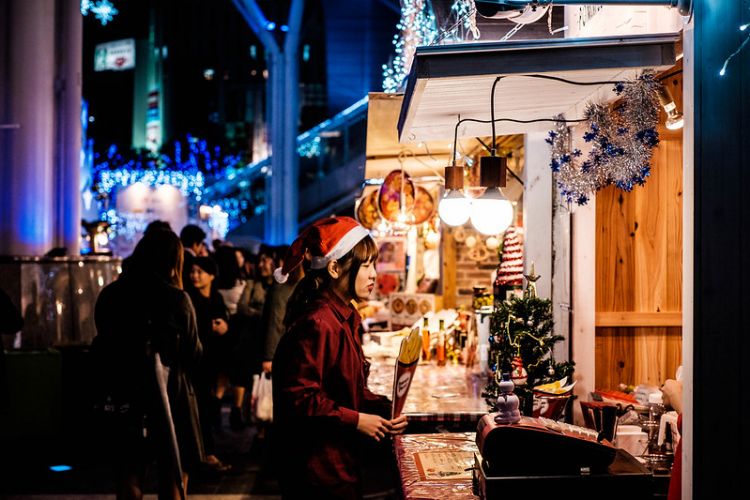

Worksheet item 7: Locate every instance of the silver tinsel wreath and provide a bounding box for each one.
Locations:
[547,72,662,206]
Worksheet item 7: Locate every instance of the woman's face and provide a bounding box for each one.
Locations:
[353,260,377,301]
[258,254,274,278]
[190,265,214,291]
[235,249,245,270]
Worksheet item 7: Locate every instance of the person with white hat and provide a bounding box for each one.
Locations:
[272,216,408,499]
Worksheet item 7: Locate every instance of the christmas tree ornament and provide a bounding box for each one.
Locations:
[494,373,521,425]
[523,262,541,298]
[510,356,528,386]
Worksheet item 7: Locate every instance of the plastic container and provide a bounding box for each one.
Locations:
[615,424,649,457]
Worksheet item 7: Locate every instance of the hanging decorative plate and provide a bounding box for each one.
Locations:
[412,186,436,224]
[356,190,381,230]
[379,170,415,222]
[376,273,401,298]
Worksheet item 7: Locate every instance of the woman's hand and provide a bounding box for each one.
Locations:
[212,318,229,335]
[662,379,683,414]
[387,415,408,435]
[356,413,390,441]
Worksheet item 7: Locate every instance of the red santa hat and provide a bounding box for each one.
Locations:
[273,216,371,283]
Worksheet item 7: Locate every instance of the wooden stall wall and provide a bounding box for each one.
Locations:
[594,68,683,389]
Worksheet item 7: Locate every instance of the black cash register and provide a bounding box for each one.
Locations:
[473,414,657,499]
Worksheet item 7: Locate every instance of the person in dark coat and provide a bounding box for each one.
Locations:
[272,217,407,499]
[186,256,232,472]
[260,264,303,375]
[92,229,203,500]
[180,224,207,294]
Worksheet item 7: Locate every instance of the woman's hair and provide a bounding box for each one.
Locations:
[214,245,242,289]
[285,236,378,326]
[129,229,184,289]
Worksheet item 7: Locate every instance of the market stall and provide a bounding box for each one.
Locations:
[359,24,684,499]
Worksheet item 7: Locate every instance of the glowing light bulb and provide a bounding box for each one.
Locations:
[438,190,471,226]
[665,114,684,131]
[470,188,514,236]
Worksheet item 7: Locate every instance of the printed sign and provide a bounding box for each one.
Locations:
[94,39,136,71]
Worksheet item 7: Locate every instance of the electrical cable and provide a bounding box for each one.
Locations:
[449,72,631,185]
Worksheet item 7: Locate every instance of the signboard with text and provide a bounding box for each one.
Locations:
[94,39,136,72]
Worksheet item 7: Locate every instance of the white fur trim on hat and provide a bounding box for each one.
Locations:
[310,225,370,269]
[273,267,289,284]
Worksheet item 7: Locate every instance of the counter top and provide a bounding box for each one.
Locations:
[394,432,478,500]
[367,358,489,423]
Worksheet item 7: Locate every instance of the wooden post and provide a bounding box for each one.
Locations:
[442,227,457,309]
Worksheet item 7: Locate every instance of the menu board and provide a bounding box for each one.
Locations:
[413,451,475,481]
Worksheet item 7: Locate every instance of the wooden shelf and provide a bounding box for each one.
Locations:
[595,311,682,328]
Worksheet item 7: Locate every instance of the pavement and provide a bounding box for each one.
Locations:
[0,405,399,499]
[0,407,282,499]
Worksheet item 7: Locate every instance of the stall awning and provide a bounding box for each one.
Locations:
[397,33,679,143]
[365,92,454,180]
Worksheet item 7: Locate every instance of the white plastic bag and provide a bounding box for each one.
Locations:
[251,373,273,422]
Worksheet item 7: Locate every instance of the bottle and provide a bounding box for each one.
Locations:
[421,317,431,361]
[458,332,468,365]
[437,319,446,366]
[447,332,458,365]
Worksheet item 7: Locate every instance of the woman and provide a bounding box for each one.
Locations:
[213,245,263,429]
[273,216,408,499]
[187,256,232,472]
[92,229,203,500]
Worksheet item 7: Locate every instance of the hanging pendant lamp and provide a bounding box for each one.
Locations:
[438,160,471,226]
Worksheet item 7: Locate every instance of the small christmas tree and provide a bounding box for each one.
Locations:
[483,268,574,415]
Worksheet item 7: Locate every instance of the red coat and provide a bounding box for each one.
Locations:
[273,289,390,489]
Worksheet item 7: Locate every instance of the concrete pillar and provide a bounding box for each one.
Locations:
[282,49,300,245]
[57,0,83,255]
[1,0,57,256]
[264,51,286,244]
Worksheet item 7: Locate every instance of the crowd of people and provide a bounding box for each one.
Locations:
[92,221,294,497]
[90,216,407,500]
